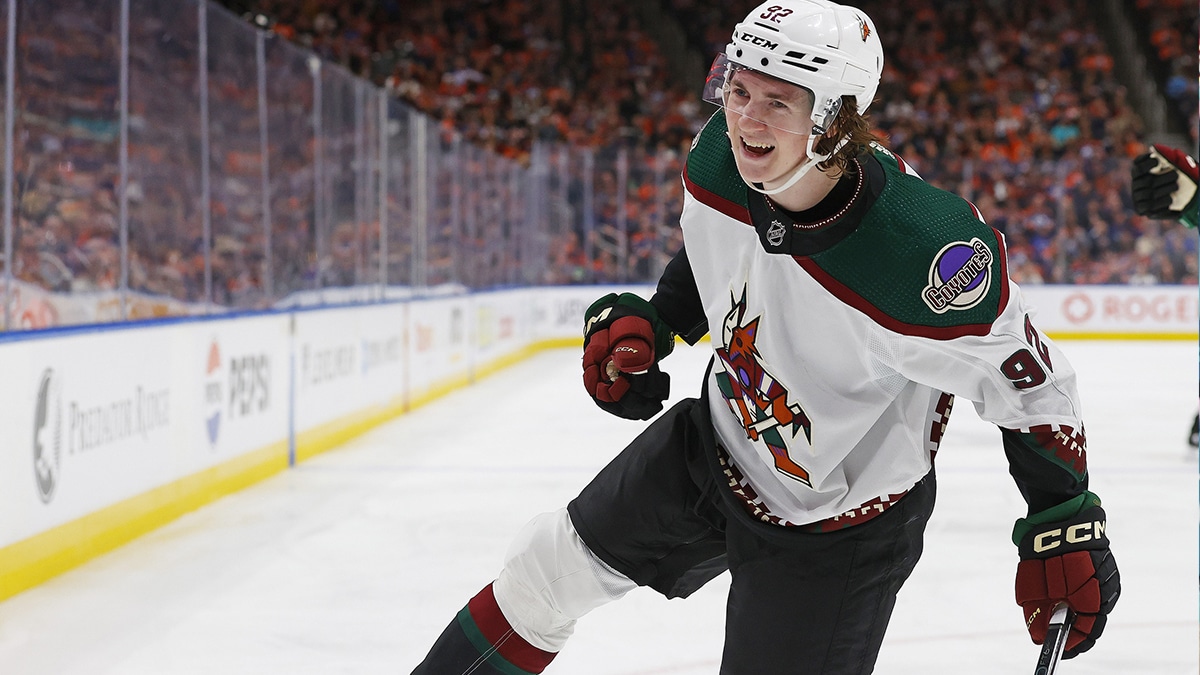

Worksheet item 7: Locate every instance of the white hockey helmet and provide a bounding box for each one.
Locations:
[705,0,884,136]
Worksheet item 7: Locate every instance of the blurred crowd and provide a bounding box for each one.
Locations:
[1131,0,1199,146]
[216,0,1200,286]
[867,0,1195,285]
[4,0,1196,323]
[10,1,272,309]
[226,0,702,158]
[224,0,1200,286]
[668,0,1196,284]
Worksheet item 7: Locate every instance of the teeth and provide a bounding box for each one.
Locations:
[744,140,774,150]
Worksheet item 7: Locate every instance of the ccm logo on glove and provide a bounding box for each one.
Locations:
[1032,520,1105,554]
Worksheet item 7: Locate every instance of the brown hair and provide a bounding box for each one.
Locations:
[812,96,883,175]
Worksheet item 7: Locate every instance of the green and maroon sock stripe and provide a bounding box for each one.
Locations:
[456,583,556,674]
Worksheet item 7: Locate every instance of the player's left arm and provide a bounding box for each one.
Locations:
[649,243,709,344]
[894,286,1119,659]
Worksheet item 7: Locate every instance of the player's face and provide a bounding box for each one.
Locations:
[723,69,814,190]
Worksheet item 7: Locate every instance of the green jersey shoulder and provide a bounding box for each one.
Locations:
[811,144,1008,336]
[683,118,1009,338]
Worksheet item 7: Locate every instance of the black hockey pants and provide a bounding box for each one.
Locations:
[567,396,936,674]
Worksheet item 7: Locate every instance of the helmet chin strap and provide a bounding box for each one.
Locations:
[748,132,848,196]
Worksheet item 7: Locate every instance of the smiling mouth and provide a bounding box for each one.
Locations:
[741,139,775,157]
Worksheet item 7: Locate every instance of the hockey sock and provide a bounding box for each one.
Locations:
[411,583,557,675]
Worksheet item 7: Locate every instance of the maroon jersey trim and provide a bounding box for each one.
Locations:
[684,164,1012,340]
[792,229,1011,340]
[683,165,752,224]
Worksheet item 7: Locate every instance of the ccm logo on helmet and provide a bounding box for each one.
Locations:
[1032,520,1106,554]
[739,31,779,51]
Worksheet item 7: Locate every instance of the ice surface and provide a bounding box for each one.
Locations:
[0,340,1195,674]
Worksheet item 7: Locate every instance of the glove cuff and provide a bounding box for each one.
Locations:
[1014,493,1109,559]
[1153,143,1200,182]
[1011,491,1101,545]
[1180,191,1198,229]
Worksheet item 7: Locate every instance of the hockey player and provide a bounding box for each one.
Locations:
[1130,143,1199,448]
[412,1,1120,672]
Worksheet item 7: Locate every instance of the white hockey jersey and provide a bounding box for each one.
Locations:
[651,115,1089,529]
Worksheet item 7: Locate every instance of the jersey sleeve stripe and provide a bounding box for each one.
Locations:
[991,226,1012,317]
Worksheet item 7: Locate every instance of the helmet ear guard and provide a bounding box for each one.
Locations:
[810,96,841,137]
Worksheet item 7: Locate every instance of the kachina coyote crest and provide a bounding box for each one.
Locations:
[714,287,814,486]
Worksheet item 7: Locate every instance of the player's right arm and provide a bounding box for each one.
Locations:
[577,244,688,420]
[579,242,710,420]
[650,243,709,344]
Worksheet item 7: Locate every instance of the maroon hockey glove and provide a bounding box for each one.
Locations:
[1013,492,1120,659]
[582,293,674,420]
[1131,144,1198,228]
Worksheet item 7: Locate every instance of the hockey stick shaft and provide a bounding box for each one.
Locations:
[1033,604,1074,675]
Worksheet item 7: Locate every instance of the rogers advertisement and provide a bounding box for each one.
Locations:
[1020,285,1197,337]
